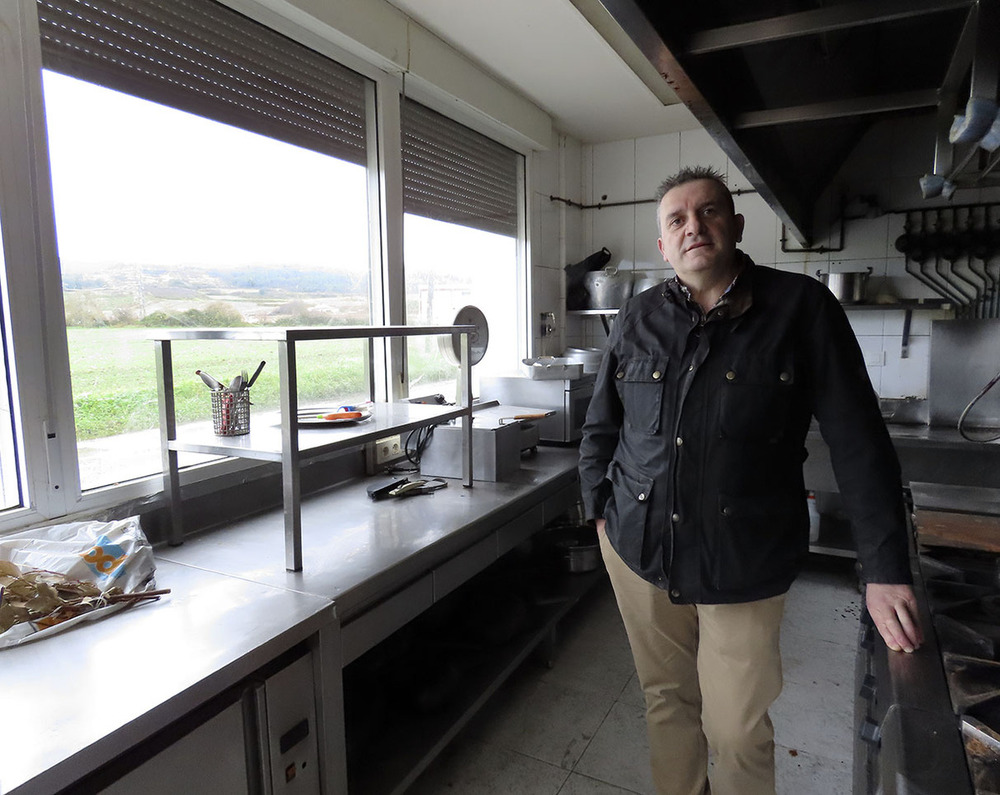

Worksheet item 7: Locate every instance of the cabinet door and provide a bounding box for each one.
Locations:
[101,699,250,794]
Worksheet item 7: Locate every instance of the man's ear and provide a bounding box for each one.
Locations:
[657,237,667,262]
[734,213,745,243]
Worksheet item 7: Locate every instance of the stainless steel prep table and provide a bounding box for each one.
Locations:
[157,446,582,663]
[1,558,336,795]
[805,423,1000,494]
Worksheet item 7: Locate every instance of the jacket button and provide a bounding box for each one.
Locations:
[616,371,625,379]
[652,370,662,380]
[675,436,683,446]
[725,370,737,381]
[779,371,791,382]
[637,492,647,502]
[670,589,681,598]
[671,513,680,522]
[721,506,732,516]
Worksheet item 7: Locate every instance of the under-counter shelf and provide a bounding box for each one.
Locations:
[153,325,475,572]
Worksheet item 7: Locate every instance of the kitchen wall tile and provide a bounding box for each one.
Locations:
[838,215,890,261]
[772,260,808,276]
[590,140,635,204]
[678,128,727,175]
[727,162,754,193]
[635,133,679,201]
[532,148,559,195]
[880,335,931,397]
[735,191,778,264]
[882,307,952,337]
[593,205,635,273]
[774,228,832,268]
[844,309,885,337]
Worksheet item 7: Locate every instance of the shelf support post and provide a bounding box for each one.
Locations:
[459,330,473,488]
[155,339,184,546]
[279,339,303,571]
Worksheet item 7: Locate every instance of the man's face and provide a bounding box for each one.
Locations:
[656,179,745,280]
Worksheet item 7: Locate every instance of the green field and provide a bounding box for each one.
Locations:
[67,328,455,440]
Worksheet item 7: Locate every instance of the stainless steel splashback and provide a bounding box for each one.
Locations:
[929,319,1000,428]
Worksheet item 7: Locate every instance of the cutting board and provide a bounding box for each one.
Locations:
[913,508,1000,553]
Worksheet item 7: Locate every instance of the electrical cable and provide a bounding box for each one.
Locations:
[957,366,1000,442]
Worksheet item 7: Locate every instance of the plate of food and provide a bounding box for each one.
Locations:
[297,405,373,426]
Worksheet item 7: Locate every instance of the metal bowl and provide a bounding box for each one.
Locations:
[816,267,872,304]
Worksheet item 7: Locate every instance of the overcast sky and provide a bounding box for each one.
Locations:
[42,71,370,272]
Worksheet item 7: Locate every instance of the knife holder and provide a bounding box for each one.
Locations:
[211,389,251,436]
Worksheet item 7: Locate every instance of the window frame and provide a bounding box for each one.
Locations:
[0,0,529,532]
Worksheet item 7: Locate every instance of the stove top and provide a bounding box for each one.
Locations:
[923,546,1000,792]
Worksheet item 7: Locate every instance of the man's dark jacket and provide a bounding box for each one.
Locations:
[578,253,911,604]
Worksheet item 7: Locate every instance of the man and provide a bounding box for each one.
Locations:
[578,166,922,795]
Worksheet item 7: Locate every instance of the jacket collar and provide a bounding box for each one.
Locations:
[666,249,755,322]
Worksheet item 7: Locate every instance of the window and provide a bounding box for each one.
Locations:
[400,99,524,397]
[37,0,374,490]
[0,222,22,510]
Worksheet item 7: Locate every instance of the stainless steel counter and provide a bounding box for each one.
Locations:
[1,447,581,794]
[805,423,1000,494]
[157,447,581,625]
[1,559,334,795]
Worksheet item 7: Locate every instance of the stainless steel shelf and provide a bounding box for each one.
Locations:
[167,402,466,462]
[153,325,475,573]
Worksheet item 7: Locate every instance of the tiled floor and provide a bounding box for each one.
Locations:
[409,555,862,794]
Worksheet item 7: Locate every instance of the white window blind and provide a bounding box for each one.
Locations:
[401,98,519,237]
[36,0,368,164]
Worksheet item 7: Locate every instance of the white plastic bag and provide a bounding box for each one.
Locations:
[0,516,156,648]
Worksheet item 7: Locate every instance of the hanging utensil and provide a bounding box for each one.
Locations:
[196,370,224,390]
[246,360,266,389]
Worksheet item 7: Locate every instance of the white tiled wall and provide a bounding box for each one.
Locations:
[528,121,999,400]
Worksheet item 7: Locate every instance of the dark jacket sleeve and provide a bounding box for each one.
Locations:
[805,289,911,584]
[578,320,625,521]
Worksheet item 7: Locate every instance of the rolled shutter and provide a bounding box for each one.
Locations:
[401,98,520,237]
[36,0,368,164]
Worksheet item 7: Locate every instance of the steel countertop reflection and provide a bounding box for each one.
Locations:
[0,558,334,795]
[155,446,581,625]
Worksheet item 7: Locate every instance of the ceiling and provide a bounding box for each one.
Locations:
[384,0,697,142]
[387,0,994,245]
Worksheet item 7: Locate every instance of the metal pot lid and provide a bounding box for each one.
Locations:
[439,305,489,366]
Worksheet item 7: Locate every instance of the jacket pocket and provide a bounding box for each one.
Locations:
[712,492,806,591]
[603,459,654,565]
[614,355,669,435]
[719,356,795,442]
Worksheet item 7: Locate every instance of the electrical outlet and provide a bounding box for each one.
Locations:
[374,434,403,465]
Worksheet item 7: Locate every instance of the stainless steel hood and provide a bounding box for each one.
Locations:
[596,0,997,245]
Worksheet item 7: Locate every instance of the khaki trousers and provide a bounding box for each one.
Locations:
[599,531,785,795]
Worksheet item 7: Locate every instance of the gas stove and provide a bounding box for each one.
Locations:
[855,484,1000,794]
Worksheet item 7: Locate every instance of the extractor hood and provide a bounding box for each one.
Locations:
[596,0,998,245]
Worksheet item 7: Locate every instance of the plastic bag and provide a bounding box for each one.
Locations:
[0,516,156,648]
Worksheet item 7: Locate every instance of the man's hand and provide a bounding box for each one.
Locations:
[866,583,923,653]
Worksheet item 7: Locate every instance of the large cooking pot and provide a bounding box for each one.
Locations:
[816,267,872,304]
[585,266,633,309]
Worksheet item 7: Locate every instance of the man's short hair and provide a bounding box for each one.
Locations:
[654,166,735,216]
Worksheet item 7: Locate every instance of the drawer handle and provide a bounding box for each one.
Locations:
[279,718,310,755]
[858,673,876,701]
